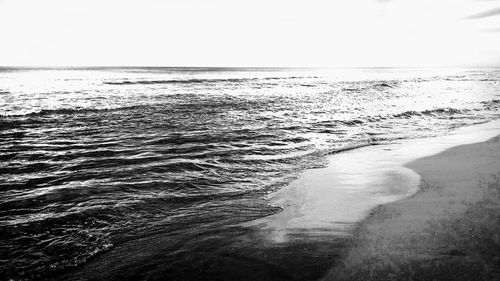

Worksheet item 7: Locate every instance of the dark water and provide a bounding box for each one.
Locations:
[1,67,499,280]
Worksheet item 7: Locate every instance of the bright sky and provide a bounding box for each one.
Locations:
[0,0,499,67]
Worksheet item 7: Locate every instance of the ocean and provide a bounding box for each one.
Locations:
[1,67,499,280]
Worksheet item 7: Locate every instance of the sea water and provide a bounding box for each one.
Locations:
[1,67,499,280]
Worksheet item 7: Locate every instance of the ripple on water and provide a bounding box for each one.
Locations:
[1,68,500,279]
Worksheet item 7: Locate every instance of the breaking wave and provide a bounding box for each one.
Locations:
[103,76,319,85]
[393,107,467,118]
[1,67,500,280]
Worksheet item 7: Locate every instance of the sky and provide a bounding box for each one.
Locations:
[0,0,499,67]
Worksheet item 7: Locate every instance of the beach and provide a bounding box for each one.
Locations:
[3,0,500,278]
[322,132,500,280]
[51,121,500,281]
[1,67,500,280]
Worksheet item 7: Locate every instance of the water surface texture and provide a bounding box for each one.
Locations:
[1,67,499,280]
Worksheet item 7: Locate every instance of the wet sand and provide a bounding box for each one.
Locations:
[251,121,500,245]
[322,134,500,280]
[52,122,500,281]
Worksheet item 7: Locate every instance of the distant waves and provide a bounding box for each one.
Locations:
[103,76,320,85]
[1,67,500,280]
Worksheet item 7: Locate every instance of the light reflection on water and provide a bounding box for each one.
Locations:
[250,121,500,244]
[0,67,499,280]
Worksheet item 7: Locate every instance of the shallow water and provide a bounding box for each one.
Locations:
[1,67,500,280]
[251,120,500,244]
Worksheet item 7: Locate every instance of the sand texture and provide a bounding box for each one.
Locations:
[323,136,500,281]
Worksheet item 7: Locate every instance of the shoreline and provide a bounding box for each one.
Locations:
[321,130,500,280]
[50,121,500,281]
[249,120,500,245]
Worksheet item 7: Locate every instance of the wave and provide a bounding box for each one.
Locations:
[315,107,467,128]
[0,102,483,123]
[342,81,397,92]
[326,142,378,155]
[104,78,248,85]
[103,76,319,85]
[0,105,146,118]
[338,119,364,126]
[1,215,114,280]
[444,76,500,82]
[392,107,466,118]
[375,82,394,88]
[482,99,500,110]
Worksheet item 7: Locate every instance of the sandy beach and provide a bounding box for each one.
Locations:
[45,122,500,281]
[3,0,500,279]
[322,134,500,280]
[252,121,500,242]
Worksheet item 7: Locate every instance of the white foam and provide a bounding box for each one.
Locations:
[247,120,500,243]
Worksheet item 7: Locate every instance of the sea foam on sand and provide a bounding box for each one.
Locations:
[322,127,500,280]
[248,120,500,245]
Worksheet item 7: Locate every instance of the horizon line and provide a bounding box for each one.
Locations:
[1,65,499,69]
